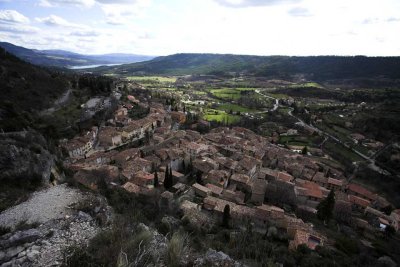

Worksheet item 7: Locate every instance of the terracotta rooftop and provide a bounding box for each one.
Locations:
[301,181,324,199]
[277,172,294,183]
[206,183,223,196]
[230,173,251,185]
[123,182,141,193]
[349,194,371,208]
[327,177,343,187]
[347,183,377,201]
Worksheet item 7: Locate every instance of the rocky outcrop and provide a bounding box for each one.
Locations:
[193,249,246,267]
[0,213,100,266]
[0,184,88,228]
[0,130,55,183]
[0,184,112,266]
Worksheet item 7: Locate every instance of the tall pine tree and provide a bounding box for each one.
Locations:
[164,165,173,189]
[222,204,230,228]
[317,190,335,223]
[154,171,159,187]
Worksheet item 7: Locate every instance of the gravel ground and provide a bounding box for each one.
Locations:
[0,184,85,229]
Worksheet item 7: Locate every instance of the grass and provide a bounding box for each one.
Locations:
[203,109,240,124]
[166,231,188,267]
[279,136,312,146]
[236,87,258,91]
[289,82,323,88]
[324,140,364,162]
[264,92,290,99]
[279,134,324,147]
[127,76,177,83]
[209,88,241,100]
[192,91,207,95]
[217,103,256,113]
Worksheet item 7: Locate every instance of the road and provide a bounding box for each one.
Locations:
[256,89,392,175]
[255,90,279,112]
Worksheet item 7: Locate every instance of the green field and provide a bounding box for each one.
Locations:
[279,135,314,146]
[209,88,241,100]
[324,140,364,162]
[192,91,207,95]
[127,76,177,83]
[203,109,240,124]
[264,92,290,99]
[217,103,256,113]
[289,82,323,88]
[236,87,258,91]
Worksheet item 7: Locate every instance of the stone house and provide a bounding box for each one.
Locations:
[250,178,267,205]
[98,127,122,148]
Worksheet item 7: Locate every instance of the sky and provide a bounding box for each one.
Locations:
[0,0,399,56]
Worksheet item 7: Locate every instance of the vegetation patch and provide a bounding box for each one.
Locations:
[127,76,177,83]
[209,88,241,100]
[217,103,256,113]
[203,109,241,124]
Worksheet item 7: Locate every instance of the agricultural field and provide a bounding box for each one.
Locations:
[203,109,241,124]
[127,76,177,83]
[216,103,256,113]
[279,135,314,147]
[209,88,241,100]
[289,82,323,88]
[324,139,364,163]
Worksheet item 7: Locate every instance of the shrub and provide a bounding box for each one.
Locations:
[166,231,189,267]
[335,236,359,255]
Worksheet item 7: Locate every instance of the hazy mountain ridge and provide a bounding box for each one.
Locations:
[0,42,154,68]
[92,53,400,81]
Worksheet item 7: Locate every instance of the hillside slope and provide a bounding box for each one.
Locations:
[0,46,71,132]
[0,42,154,68]
[92,53,400,80]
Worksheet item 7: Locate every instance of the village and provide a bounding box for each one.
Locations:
[60,79,400,253]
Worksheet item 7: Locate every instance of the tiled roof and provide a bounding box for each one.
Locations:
[277,172,294,183]
[349,194,371,208]
[347,183,377,201]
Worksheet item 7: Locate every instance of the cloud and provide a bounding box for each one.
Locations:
[0,9,30,24]
[36,15,84,28]
[105,17,125,25]
[362,18,379,24]
[288,7,312,17]
[95,0,141,3]
[386,17,400,22]
[0,24,38,34]
[38,0,95,7]
[70,29,100,36]
[214,0,301,8]
[39,0,147,7]
[99,1,150,25]
[362,17,400,24]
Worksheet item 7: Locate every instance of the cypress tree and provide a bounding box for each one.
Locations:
[302,146,308,155]
[222,204,230,228]
[164,165,173,189]
[317,190,335,223]
[154,171,159,187]
[164,165,170,189]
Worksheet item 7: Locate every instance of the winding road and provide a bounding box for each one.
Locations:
[256,89,393,176]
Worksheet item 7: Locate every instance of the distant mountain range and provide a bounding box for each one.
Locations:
[0,42,154,68]
[91,53,400,81]
[2,42,400,81]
